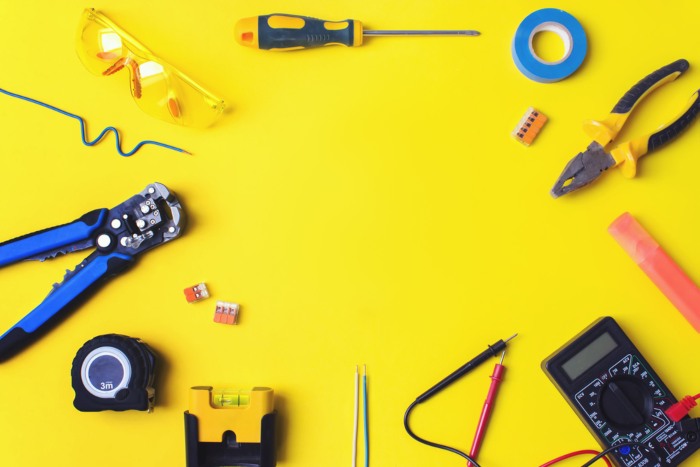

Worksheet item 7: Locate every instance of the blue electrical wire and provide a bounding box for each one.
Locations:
[363,365,369,467]
[0,87,190,157]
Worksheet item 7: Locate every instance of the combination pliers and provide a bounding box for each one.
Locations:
[0,182,184,360]
[551,59,700,198]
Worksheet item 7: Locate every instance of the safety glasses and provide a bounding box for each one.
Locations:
[76,9,225,128]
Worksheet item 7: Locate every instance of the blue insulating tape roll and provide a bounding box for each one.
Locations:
[512,9,587,83]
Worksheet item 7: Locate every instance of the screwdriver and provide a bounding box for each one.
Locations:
[234,13,479,51]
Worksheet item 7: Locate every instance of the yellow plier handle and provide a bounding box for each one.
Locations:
[610,90,700,177]
[583,59,689,146]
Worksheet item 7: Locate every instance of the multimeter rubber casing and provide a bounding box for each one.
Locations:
[542,317,699,467]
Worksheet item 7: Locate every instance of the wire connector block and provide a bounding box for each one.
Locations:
[184,283,210,303]
[512,107,547,146]
[214,301,240,325]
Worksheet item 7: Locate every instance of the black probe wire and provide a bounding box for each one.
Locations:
[404,335,659,467]
[404,399,481,467]
[579,441,662,467]
[403,335,516,467]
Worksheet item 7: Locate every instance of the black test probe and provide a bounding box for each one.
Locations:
[404,334,517,466]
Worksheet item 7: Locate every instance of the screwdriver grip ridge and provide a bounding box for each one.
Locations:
[235,14,362,50]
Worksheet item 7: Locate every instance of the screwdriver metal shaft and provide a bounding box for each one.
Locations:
[364,29,479,36]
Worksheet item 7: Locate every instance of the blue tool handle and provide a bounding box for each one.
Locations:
[0,209,107,266]
[0,251,133,361]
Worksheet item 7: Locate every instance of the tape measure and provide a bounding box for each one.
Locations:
[71,334,156,412]
[543,317,699,465]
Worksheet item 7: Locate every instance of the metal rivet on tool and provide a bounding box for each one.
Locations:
[122,214,128,219]
[141,205,150,214]
[136,219,146,229]
[97,234,111,248]
[120,237,128,246]
[148,187,155,194]
[168,227,175,233]
[111,219,122,229]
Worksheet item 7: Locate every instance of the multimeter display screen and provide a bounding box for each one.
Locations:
[561,332,618,380]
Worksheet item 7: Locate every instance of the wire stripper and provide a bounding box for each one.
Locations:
[551,59,700,198]
[0,182,184,361]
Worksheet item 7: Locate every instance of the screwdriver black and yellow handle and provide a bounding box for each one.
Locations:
[235,14,363,50]
[610,89,700,178]
[583,59,690,146]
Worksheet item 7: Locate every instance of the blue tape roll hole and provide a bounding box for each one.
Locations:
[512,9,587,83]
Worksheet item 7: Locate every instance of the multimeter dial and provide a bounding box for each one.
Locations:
[599,375,653,430]
[543,317,699,467]
[575,353,671,450]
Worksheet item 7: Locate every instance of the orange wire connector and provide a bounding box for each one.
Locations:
[214,301,240,325]
[512,107,548,146]
[184,283,210,303]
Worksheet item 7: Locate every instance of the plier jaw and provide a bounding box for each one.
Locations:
[107,182,184,255]
[551,59,700,198]
[550,142,616,198]
[0,182,185,361]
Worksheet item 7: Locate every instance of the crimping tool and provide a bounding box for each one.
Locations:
[551,59,700,198]
[0,182,184,360]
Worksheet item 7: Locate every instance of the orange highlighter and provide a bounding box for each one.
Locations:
[609,212,700,332]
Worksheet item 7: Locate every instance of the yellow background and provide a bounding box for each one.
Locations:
[1,1,700,466]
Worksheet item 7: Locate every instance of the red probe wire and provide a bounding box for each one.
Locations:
[464,351,614,467]
[539,450,612,467]
[665,393,700,422]
[467,351,506,467]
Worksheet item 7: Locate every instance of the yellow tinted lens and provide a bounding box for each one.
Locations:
[125,57,225,127]
[76,10,128,75]
[76,9,225,127]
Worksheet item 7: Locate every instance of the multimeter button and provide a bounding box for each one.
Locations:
[600,377,653,429]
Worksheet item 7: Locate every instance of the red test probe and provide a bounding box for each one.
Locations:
[467,351,506,467]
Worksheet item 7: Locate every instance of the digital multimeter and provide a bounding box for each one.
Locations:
[543,317,699,466]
